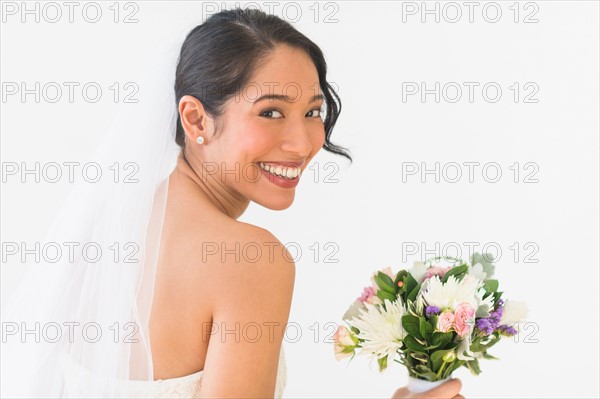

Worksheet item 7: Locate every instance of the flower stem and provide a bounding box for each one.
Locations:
[436,361,447,379]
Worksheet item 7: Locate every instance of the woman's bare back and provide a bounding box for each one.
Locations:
[148,157,295,397]
[149,159,228,379]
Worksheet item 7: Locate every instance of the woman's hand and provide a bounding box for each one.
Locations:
[391,378,464,399]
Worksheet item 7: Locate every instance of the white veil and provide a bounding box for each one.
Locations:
[1,40,183,397]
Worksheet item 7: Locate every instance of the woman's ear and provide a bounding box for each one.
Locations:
[178,95,209,144]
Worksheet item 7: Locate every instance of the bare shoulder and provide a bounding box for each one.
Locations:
[209,222,295,315]
[194,220,296,397]
[200,220,296,311]
[163,217,296,308]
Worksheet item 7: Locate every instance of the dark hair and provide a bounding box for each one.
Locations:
[174,8,352,162]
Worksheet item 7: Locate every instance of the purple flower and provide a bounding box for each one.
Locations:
[425,306,441,317]
[476,305,506,336]
[489,307,503,324]
[498,324,517,336]
[476,318,494,335]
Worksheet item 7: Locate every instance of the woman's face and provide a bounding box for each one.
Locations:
[198,45,326,211]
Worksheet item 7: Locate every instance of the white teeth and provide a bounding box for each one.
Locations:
[258,162,301,179]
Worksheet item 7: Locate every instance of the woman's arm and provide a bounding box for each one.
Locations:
[197,226,295,398]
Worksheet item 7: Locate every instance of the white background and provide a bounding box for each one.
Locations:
[1,1,599,398]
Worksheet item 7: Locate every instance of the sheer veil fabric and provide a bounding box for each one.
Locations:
[1,41,183,397]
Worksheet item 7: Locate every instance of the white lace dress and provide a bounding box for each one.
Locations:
[62,346,287,398]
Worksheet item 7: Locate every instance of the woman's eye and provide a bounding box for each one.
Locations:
[260,107,323,119]
[260,109,283,118]
[306,107,324,118]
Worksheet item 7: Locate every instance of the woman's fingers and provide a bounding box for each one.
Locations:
[391,386,410,398]
[421,378,463,399]
[390,378,463,399]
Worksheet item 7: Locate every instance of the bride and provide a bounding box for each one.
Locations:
[1,8,463,399]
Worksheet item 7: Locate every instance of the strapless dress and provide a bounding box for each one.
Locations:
[61,346,287,398]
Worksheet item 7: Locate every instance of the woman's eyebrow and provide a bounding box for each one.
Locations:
[253,93,324,104]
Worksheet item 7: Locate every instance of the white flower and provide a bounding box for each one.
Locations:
[415,294,425,315]
[468,262,488,281]
[500,300,529,326]
[409,261,428,282]
[351,299,406,360]
[419,274,493,311]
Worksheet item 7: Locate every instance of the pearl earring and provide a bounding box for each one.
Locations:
[196,136,205,144]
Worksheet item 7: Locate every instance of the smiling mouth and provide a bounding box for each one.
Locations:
[257,161,303,180]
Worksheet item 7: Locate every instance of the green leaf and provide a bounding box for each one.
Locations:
[431,349,454,372]
[405,273,418,296]
[408,284,420,302]
[404,335,427,352]
[419,317,434,341]
[471,252,496,278]
[376,289,396,302]
[471,335,489,351]
[482,351,500,360]
[409,351,429,363]
[483,279,499,292]
[470,334,501,352]
[445,360,465,378]
[414,365,433,374]
[374,273,395,294]
[441,264,468,283]
[431,332,453,349]
[402,315,423,340]
[466,358,481,375]
[413,365,437,381]
[493,291,503,304]
[394,270,408,294]
[444,342,459,351]
[476,304,491,318]
[377,355,388,372]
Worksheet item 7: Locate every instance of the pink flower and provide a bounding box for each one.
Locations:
[424,266,452,281]
[436,311,455,333]
[453,302,475,337]
[357,286,382,305]
[333,325,356,360]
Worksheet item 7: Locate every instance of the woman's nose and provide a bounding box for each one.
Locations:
[280,118,314,156]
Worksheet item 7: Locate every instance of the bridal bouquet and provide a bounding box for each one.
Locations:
[333,253,528,383]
